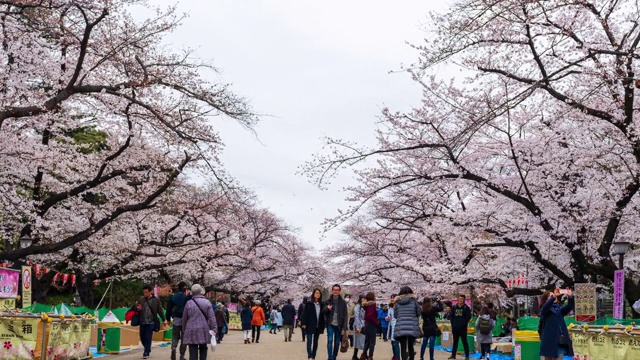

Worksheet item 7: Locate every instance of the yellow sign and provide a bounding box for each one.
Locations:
[571,331,640,360]
[0,317,43,359]
[588,333,611,360]
[46,320,92,360]
[0,298,16,309]
[20,266,31,309]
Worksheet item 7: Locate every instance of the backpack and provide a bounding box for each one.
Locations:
[479,317,492,335]
[172,294,186,318]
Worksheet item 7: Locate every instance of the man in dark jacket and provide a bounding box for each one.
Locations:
[448,294,472,360]
[137,285,167,359]
[324,284,349,360]
[298,297,307,341]
[166,282,190,360]
[282,299,297,342]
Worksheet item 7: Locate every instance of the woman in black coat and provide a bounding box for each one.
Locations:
[420,297,443,360]
[301,288,325,360]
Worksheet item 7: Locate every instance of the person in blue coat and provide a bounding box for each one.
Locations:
[240,300,254,344]
[378,305,389,341]
[539,288,574,360]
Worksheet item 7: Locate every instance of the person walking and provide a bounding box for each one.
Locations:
[361,292,378,360]
[181,284,217,360]
[214,303,227,343]
[352,295,366,360]
[240,300,253,344]
[448,294,472,360]
[301,288,326,360]
[393,286,421,360]
[387,294,400,360]
[166,282,190,360]
[282,299,297,342]
[136,285,167,359]
[251,300,266,343]
[324,284,349,360]
[475,306,496,360]
[539,288,575,360]
[298,297,308,342]
[420,297,443,360]
[269,306,279,334]
[344,295,357,347]
[379,304,390,342]
[221,302,230,339]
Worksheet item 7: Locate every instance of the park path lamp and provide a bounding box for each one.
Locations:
[19,234,32,249]
[612,240,631,270]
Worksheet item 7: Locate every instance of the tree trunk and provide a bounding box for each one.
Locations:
[76,271,96,308]
[625,278,640,318]
[32,271,56,304]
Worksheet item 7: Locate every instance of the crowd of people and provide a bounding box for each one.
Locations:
[132,282,577,360]
[297,284,473,360]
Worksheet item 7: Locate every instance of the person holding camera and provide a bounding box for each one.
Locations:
[420,296,443,360]
[539,288,574,360]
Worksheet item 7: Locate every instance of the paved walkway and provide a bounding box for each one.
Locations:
[104,330,455,360]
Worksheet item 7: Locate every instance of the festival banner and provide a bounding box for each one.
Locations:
[588,333,611,360]
[571,331,640,360]
[614,270,625,319]
[611,335,629,360]
[0,317,45,360]
[571,331,589,358]
[0,268,19,298]
[574,283,597,322]
[68,321,91,358]
[46,321,76,360]
[21,266,31,309]
[627,336,640,360]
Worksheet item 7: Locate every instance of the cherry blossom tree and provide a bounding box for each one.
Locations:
[306,0,640,306]
[0,0,256,262]
[29,182,320,306]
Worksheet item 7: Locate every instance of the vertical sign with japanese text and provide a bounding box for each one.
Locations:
[21,266,31,309]
[614,270,625,319]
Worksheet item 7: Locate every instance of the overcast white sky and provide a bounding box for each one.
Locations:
[149,0,450,251]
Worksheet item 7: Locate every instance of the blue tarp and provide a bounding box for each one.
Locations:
[435,346,573,360]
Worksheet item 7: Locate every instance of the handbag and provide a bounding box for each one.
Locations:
[126,306,140,326]
[144,300,161,332]
[340,330,349,353]
[558,333,568,345]
[435,326,442,337]
[131,314,140,327]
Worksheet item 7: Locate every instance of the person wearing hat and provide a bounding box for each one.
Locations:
[251,300,266,343]
[215,303,228,343]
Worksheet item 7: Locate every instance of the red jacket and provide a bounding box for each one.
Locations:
[364,301,379,327]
